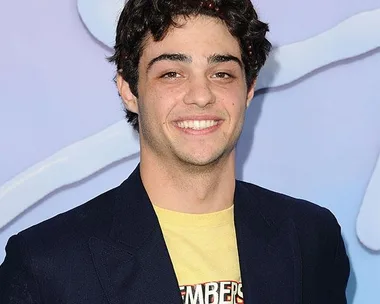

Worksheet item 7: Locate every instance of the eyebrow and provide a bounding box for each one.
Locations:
[147,53,191,71]
[207,54,243,68]
[146,52,243,72]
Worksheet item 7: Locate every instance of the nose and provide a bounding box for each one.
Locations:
[183,77,216,107]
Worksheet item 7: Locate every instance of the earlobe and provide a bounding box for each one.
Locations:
[246,78,256,108]
[116,74,139,114]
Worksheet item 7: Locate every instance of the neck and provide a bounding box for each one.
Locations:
[140,152,236,214]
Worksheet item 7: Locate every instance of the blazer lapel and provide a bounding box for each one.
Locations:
[89,237,144,304]
[89,166,182,304]
[234,182,302,304]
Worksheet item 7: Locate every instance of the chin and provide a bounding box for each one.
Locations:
[176,150,229,168]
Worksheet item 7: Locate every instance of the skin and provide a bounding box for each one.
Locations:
[117,15,255,213]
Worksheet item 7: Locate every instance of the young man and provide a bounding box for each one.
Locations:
[0,0,349,303]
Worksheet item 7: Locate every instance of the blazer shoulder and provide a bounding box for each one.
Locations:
[237,180,340,230]
[17,184,120,247]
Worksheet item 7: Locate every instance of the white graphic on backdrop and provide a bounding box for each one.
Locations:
[0,5,379,252]
[77,0,125,48]
[77,1,380,90]
[357,153,380,251]
[0,121,139,228]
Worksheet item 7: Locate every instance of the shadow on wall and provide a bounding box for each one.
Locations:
[236,89,266,180]
[235,45,281,180]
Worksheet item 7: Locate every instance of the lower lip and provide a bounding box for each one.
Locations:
[174,122,222,135]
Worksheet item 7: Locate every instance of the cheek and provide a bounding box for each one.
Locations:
[222,91,247,116]
[154,85,183,113]
[139,91,175,126]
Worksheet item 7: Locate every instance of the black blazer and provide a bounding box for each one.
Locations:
[0,166,349,303]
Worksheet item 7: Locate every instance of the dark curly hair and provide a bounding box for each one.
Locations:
[109,0,271,131]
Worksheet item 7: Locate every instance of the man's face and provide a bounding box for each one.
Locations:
[119,15,255,167]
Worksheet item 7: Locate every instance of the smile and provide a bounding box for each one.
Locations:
[176,120,219,130]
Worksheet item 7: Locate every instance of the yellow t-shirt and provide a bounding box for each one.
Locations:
[153,205,244,304]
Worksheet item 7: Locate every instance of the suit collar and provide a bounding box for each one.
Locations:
[110,166,290,249]
[91,167,301,304]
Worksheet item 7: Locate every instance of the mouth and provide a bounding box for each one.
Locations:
[173,118,223,135]
[176,120,219,130]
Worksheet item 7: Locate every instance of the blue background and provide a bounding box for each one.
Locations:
[0,0,379,302]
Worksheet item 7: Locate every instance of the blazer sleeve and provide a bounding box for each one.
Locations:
[328,220,350,303]
[0,234,42,304]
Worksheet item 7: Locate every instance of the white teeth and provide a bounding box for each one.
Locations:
[177,120,218,130]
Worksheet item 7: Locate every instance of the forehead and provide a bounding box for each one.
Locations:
[140,15,242,62]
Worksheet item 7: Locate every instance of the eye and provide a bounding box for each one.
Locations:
[161,71,181,79]
[212,72,233,79]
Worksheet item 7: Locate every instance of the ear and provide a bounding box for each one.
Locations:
[246,78,256,108]
[116,74,138,114]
